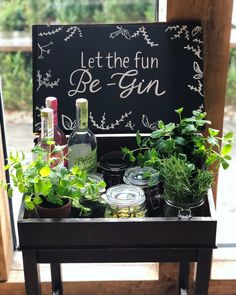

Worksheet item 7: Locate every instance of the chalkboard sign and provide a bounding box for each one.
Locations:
[32,22,204,134]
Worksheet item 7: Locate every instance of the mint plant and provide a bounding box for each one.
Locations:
[1,143,106,213]
[122,108,234,170]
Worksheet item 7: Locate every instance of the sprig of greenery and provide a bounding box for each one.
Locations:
[122,108,234,170]
[160,156,214,205]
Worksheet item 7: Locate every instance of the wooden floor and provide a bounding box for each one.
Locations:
[1,251,236,295]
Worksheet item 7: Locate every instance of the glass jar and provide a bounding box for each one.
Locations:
[97,151,132,188]
[103,184,146,218]
[87,173,106,194]
[123,166,160,212]
[79,173,106,218]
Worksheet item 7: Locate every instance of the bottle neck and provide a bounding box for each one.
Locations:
[76,104,88,131]
[41,115,54,143]
[52,107,58,126]
[46,99,58,126]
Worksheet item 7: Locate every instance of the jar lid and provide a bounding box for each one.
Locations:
[105,184,145,208]
[98,151,131,173]
[123,166,158,187]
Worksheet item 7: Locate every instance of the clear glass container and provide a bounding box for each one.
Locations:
[103,184,146,218]
[97,151,132,188]
[123,166,160,211]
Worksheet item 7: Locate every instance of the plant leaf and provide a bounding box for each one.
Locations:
[208,128,219,136]
[40,166,51,177]
[221,144,232,156]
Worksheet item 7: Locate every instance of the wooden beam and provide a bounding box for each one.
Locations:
[167,0,233,202]
[0,125,13,281]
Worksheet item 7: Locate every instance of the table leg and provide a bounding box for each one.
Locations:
[179,262,190,295]
[51,263,63,295]
[22,250,42,295]
[194,249,212,295]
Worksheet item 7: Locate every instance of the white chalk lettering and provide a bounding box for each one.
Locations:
[111,69,166,98]
[68,69,101,96]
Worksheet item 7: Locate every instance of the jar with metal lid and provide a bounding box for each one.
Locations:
[103,184,146,218]
[123,166,161,213]
[97,151,132,188]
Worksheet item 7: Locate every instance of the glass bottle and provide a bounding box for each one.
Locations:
[68,98,97,171]
[37,108,63,168]
[45,96,68,167]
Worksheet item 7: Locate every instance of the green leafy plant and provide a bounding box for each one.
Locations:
[122,108,234,170]
[160,156,214,206]
[1,143,106,214]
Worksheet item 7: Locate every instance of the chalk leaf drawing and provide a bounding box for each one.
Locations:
[193,61,203,80]
[62,115,76,131]
[110,26,131,40]
[110,26,158,47]
[125,120,135,131]
[191,26,202,37]
[142,115,157,130]
[64,26,82,42]
[37,70,60,91]
[188,61,204,97]
[38,26,63,37]
[37,41,53,59]
[89,111,132,130]
[35,122,41,132]
[165,25,190,40]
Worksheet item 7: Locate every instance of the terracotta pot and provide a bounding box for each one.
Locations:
[36,199,71,218]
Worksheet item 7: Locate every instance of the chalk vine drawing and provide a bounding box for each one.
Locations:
[165,25,190,40]
[62,115,76,131]
[142,115,157,130]
[89,111,132,130]
[38,26,63,36]
[64,26,82,42]
[125,120,135,130]
[198,103,204,111]
[110,26,159,47]
[187,61,204,97]
[37,41,53,59]
[184,45,203,60]
[34,106,45,131]
[131,26,159,47]
[165,24,204,97]
[37,70,60,91]
[188,80,204,97]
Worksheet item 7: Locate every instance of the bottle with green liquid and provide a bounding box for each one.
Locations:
[68,98,97,171]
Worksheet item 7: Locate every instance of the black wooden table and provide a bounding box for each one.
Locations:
[18,191,217,295]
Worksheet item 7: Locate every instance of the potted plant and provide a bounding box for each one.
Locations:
[159,155,214,218]
[122,107,234,170]
[1,144,106,218]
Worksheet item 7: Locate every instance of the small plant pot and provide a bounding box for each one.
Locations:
[36,199,72,218]
[164,198,205,219]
